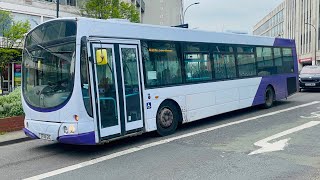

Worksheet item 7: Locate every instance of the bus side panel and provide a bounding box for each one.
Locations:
[143,78,262,131]
[252,74,297,106]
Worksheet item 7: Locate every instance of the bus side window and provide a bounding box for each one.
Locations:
[236,46,257,77]
[256,47,273,76]
[212,45,236,80]
[273,48,283,74]
[184,43,212,82]
[282,48,294,73]
[80,38,93,117]
[142,41,182,87]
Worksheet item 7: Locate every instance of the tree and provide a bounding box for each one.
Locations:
[0,48,21,73]
[4,21,30,48]
[0,10,30,48]
[0,10,30,90]
[82,0,140,23]
[0,10,12,42]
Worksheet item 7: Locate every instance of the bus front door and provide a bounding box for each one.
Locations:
[91,42,144,140]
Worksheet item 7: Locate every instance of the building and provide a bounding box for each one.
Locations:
[142,0,182,26]
[253,0,320,68]
[0,0,182,93]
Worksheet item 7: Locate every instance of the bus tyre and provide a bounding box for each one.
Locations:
[156,102,179,136]
[264,86,275,109]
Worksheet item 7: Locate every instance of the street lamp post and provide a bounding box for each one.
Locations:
[183,2,200,24]
[56,0,60,18]
[305,23,317,65]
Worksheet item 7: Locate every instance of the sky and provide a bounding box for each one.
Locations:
[184,0,283,34]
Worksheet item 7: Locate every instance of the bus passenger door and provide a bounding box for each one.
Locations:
[118,45,143,132]
[91,41,143,140]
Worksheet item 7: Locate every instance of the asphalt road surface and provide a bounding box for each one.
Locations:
[1,91,320,180]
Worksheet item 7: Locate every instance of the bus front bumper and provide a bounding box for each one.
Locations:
[23,128,39,139]
[57,132,96,145]
[24,119,96,145]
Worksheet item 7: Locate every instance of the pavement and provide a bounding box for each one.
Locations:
[0,130,31,146]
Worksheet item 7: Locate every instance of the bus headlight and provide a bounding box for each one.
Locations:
[69,125,76,134]
[63,126,68,134]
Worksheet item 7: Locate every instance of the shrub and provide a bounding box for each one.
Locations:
[0,87,24,118]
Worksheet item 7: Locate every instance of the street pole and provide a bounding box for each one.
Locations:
[56,0,60,18]
[305,23,317,65]
[183,2,200,24]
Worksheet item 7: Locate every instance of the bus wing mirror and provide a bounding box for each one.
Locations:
[96,49,108,65]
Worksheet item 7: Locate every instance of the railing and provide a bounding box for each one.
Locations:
[141,0,145,12]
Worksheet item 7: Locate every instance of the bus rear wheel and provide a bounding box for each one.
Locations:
[264,86,275,109]
[156,101,179,136]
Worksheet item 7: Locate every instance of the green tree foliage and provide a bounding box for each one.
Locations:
[0,10,31,48]
[0,48,21,73]
[4,21,30,48]
[0,10,30,87]
[0,10,12,37]
[83,0,140,23]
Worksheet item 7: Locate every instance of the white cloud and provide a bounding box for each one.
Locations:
[183,0,283,34]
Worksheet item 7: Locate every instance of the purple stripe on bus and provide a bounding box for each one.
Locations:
[58,131,96,145]
[24,100,69,113]
[23,128,39,139]
[252,75,295,106]
[273,38,296,48]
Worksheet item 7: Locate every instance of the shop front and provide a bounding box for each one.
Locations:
[1,62,21,95]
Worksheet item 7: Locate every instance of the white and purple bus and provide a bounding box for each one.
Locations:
[22,18,298,145]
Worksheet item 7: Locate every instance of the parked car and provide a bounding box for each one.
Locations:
[299,66,320,91]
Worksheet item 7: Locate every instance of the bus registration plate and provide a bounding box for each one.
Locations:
[39,133,51,141]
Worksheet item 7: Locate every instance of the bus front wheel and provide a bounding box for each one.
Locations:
[264,86,275,109]
[156,101,179,136]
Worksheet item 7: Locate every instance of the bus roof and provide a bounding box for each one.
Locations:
[48,17,296,47]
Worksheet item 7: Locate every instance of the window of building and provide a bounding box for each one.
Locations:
[13,13,41,29]
[142,41,182,87]
[43,0,76,6]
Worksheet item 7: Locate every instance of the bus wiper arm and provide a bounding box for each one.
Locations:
[37,44,71,62]
[24,48,45,60]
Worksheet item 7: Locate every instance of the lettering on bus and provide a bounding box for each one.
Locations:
[149,48,173,53]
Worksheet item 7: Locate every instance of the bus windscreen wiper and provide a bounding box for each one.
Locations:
[36,44,72,62]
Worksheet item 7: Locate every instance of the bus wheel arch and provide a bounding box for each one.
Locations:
[264,85,275,109]
[155,99,182,136]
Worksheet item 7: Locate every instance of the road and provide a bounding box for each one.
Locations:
[1,91,320,180]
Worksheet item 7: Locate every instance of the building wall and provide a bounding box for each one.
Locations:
[0,0,81,29]
[142,0,182,26]
[253,0,320,68]
[253,2,285,38]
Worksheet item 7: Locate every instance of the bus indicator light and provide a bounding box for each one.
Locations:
[74,115,79,121]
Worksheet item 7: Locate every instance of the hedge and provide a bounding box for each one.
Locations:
[0,87,24,118]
